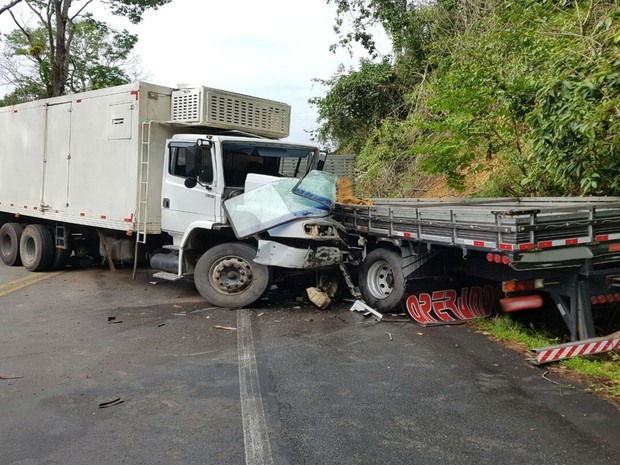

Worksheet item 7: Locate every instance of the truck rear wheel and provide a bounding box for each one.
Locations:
[19,224,55,272]
[194,243,270,308]
[358,248,406,312]
[51,245,72,271]
[0,223,23,266]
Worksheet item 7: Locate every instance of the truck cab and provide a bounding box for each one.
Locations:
[151,132,342,308]
[161,134,320,243]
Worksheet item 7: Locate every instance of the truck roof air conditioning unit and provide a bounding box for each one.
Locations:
[170,86,291,139]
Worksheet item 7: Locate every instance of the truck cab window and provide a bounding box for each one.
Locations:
[169,145,213,183]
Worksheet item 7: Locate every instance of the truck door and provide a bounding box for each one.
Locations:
[161,141,217,235]
[42,102,72,212]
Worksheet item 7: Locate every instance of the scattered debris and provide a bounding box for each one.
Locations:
[350,300,383,321]
[173,304,181,308]
[172,312,186,316]
[532,331,620,365]
[257,313,265,317]
[0,374,23,380]
[214,325,237,331]
[190,307,218,314]
[98,398,124,409]
[541,371,563,386]
[107,316,123,324]
[170,351,215,357]
[417,332,424,336]
[158,323,166,327]
[385,332,393,341]
[307,287,330,309]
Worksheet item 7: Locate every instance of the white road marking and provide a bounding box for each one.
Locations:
[237,309,274,465]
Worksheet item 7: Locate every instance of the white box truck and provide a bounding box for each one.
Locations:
[0,82,343,307]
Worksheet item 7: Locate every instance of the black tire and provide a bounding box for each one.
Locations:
[194,243,270,308]
[19,224,55,272]
[51,244,72,270]
[358,248,406,312]
[0,223,23,266]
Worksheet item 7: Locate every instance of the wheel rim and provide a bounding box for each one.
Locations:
[1,234,12,258]
[209,256,254,295]
[23,236,37,262]
[366,260,394,300]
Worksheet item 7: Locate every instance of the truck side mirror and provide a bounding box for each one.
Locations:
[184,177,198,189]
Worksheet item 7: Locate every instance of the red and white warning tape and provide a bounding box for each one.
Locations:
[533,333,620,364]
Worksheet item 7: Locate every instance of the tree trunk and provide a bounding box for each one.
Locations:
[50,0,71,97]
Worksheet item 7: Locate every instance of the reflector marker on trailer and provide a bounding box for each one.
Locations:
[596,233,620,242]
[499,243,513,251]
[461,239,497,249]
[519,243,535,251]
[130,90,139,100]
[394,231,417,239]
[123,213,134,223]
[538,236,590,248]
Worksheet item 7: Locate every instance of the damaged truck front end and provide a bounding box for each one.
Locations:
[224,170,346,280]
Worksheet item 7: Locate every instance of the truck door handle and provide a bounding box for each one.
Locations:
[163,198,170,208]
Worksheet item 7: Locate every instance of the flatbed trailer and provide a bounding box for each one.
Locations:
[333,197,620,341]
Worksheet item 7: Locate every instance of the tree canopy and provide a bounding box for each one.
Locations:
[315,0,620,197]
[0,0,170,103]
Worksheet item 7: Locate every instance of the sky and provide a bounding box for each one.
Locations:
[1,0,390,145]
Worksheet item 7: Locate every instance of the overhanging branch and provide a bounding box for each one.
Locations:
[0,0,22,16]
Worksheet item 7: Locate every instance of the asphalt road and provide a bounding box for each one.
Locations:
[0,266,618,465]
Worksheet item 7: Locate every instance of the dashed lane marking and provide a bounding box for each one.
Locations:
[0,271,64,297]
[237,309,274,465]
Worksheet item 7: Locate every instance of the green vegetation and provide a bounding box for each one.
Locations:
[315,0,620,197]
[472,315,620,398]
[472,314,557,349]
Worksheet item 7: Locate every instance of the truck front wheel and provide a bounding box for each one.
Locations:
[19,224,55,272]
[358,248,406,312]
[0,223,23,266]
[194,243,270,308]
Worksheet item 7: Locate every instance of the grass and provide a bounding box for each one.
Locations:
[470,315,620,400]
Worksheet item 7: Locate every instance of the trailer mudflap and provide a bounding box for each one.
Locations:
[532,331,620,364]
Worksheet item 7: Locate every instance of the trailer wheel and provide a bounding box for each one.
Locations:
[51,244,72,271]
[0,223,23,266]
[194,243,270,308]
[358,248,405,312]
[19,225,55,272]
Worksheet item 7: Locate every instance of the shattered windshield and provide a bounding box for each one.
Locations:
[221,142,318,187]
[224,170,337,239]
